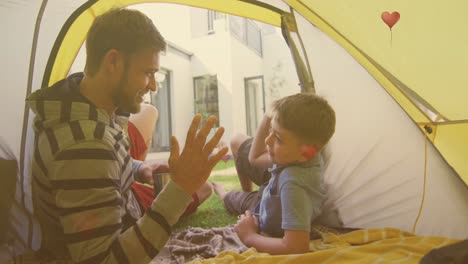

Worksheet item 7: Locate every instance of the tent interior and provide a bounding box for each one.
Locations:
[1,0,467,262]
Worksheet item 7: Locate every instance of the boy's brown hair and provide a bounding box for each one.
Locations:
[271,93,336,148]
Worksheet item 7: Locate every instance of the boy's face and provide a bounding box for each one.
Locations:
[265,115,305,166]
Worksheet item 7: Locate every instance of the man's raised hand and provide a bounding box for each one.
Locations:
[168,114,229,195]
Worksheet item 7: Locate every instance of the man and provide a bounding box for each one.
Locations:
[27,8,228,263]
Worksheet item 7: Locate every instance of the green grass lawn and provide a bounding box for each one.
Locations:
[212,159,235,171]
[173,160,239,232]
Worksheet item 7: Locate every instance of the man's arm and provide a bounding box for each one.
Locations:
[50,142,192,264]
[248,114,273,169]
[50,115,227,263]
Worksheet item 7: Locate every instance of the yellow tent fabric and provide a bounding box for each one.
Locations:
[47,0,282,87]
[187,228,460,264]
[47,0,468,184]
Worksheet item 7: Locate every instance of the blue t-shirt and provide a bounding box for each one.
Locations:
[257,154,326,237]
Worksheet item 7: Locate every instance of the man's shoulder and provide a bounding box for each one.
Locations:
[37,120,127,162]
[29,72,85,101]
[55,119,120,143]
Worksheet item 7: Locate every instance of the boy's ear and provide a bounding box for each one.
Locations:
[301,145,318,160]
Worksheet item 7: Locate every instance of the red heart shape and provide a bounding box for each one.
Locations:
[381,11,400,29]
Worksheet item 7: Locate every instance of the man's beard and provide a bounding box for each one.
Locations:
[112,73,140,114]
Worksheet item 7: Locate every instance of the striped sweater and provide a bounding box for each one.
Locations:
[27,73,192,263]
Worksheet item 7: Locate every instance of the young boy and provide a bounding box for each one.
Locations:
[212,93,336,255]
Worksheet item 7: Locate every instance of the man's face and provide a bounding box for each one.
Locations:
[112,49,160,113]
[264,115,304,166]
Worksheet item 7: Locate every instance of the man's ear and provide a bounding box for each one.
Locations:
[103,49,122,73]
[301,144,318,160]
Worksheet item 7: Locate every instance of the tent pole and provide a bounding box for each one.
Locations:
[281,10,315,93]
[289,8,315,92]
[19,0,49,251]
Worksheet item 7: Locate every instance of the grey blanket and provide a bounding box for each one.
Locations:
[152,225,248,264]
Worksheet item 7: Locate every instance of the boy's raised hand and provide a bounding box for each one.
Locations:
[169,114,229,195]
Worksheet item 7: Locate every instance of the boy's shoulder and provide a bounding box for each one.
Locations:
[281,155,322,174]
[280,164,322,178]
[278,163,321,184]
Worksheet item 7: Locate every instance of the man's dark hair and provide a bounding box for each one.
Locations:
[85,8,166,75]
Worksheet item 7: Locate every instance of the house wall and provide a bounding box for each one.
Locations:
[159,46,193,146]
[229,35,264,136]
[189,16,266,144]
[134,3,192,49]
[190,24,234,142]
[141,5,299,155]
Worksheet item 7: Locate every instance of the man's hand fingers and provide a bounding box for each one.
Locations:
[203,126,225,156]
[207,146,229,168]
[197,115,216,137]
[168,136,180,166]
[185,114,202,148]
[195,115,217,147]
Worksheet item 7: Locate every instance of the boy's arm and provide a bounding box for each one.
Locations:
[248,114,273,169]
[235,212,310,255]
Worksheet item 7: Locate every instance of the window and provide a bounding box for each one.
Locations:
[230,15,246,41]
[229,16,263,56]
[246,20,262,56]
[191,9,223,37]
[150,69,172,152]
[245,76,265,136]
[208,10,216,33]
[193,75,219,126]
